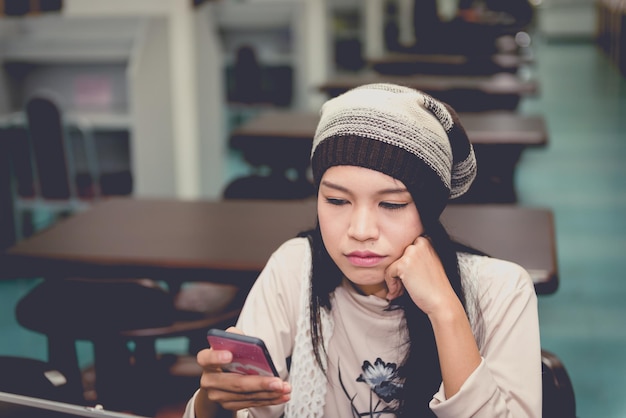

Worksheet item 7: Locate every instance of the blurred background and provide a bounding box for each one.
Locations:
[0,0,625,417]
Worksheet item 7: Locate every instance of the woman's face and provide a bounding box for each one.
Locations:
[317,165,424,298]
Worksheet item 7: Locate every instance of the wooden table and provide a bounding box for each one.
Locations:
[318,72,539,111]
[0,197,559,411]
[230,110,547,147]
[1,197,558,295]
[368,52,532,76]
[229,110,548,203]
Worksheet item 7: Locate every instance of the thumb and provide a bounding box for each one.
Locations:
[225,326,244,335]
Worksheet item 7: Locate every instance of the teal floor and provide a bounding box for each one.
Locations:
[1,36,625,417]
[517,36,626,418]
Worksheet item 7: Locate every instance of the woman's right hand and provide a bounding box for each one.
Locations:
[194,327,291,416]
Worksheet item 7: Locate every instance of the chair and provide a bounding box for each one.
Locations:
[224,121,316,200]
[15,277,243,415]
[0,356,82,405]
[223,173,316,200]
[0,133,16,249]
[11,93,101,241]
[227,45,270,129]
[541,349,576,418]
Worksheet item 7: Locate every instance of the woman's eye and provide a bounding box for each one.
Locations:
[326,198,348,206]
[380,202,409,210]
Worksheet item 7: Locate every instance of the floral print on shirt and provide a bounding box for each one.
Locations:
[339,357,403,417]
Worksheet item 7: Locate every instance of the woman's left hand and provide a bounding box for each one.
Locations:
[384,235,458,315]
[386,236,483,400]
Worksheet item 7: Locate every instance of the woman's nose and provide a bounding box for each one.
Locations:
[348,206,379,241]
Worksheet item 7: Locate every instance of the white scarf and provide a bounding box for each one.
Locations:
[284,245,334,418]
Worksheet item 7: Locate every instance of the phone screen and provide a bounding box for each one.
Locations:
[206,329,279,377]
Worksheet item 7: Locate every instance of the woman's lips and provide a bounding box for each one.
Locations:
[346,251,385,267]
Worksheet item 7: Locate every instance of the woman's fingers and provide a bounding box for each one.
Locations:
[384,275,403,300]
[197,326,291,410]
[197,347,231,371]
[198,349,291,410]
[203,374,291,410]
[204,372,289,394]
[218,392,291,411]
[385,234,453,311]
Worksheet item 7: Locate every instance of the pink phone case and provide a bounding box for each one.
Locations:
[207,329,279,377]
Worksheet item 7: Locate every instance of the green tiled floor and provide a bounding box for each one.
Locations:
[0,278,47,359]
[1,35,625,417]
[518,36,626,418]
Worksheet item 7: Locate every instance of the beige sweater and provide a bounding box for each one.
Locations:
[183,237,541,417]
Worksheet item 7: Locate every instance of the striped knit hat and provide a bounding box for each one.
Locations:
[311,83,477,217]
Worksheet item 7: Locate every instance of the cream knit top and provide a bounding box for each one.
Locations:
[183,237,541,417]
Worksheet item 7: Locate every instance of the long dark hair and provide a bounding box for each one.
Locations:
[300,168,485,416]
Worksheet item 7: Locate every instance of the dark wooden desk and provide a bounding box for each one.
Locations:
[368,52,531,76]
[318,72,539,111]
[230,110,547,147]
[1,197,558,295]
[229,110,548,203]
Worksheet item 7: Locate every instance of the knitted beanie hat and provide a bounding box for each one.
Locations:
[311,83,477,216]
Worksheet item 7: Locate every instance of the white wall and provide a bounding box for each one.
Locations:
[195,4,227,198]
[128,17,177,198]
[536,0,597,40]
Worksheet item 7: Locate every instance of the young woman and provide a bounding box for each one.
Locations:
[184,83,541,417]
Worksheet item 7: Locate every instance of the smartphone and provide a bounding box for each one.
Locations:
[206,329,279,377]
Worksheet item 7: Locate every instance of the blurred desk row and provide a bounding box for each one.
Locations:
[0,108,133,247]
[0,110,130,131]
[0,110,133,196]
[1,197,559,295]
[367,51,533,76]
[317,72,538,112]
[227,109,548,204]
